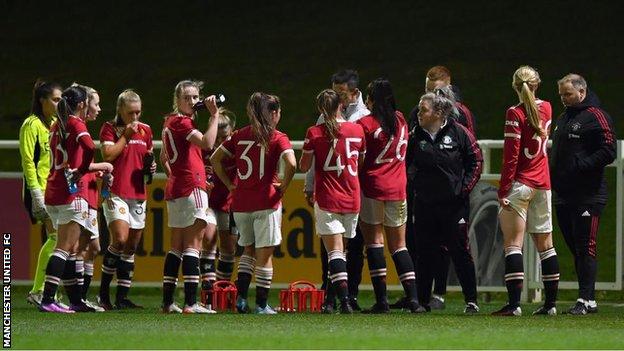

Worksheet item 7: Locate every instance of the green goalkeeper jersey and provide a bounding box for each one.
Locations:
[19,114,55,191]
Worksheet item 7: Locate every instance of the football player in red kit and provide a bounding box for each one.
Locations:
[492,66,560,316]
[160,80,221,314]
[357,79,425,313]
[40,86,113,313]
[199,109,238,305]
[69,83,105,311]
[299,89,366,314]
[211,92,296,314]
[98,89,155,310]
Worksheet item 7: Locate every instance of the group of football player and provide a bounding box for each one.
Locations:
[21,64,616,316]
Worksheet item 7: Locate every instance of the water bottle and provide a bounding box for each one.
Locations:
[142,153,155,185]
[64,168,79,194]
[101,173,112,199]
[192,93,226,111]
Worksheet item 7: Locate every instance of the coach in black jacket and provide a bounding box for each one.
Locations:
[550,74,617,315]
[406,91,482,313]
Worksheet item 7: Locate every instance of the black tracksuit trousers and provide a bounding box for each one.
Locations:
[413,199,477,306]
[555,203,603,301]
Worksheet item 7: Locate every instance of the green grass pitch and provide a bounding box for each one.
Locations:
[10,286,624,349]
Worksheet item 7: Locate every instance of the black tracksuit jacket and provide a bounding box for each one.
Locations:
[406,118,483,205]
[550,91,617,206]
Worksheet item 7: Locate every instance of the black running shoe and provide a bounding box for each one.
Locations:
[532,305,556,316]
[389,296,409,309]
[408,300,428,313]
[361,302,390,314]
[339,300,353,314]
[97,295,114,311]
[115,298,144,309]
[491,304,522,316]
[567,301,588,315]
[321,302,335,314]
[349,297,361,311]
[463,302,480,314]
[429,295,446,310]
[69,301,96,312]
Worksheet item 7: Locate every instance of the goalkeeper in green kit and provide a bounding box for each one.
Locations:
[19,80,63,307]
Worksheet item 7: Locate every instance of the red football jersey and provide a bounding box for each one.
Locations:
[162,114,206,200]
[357,111,408,201]
[45,116,98,208]
[220,125,293,212]
[203,148,237,212]
[303,121,366,213]
[499,100,552,198]
[100,121,153,200]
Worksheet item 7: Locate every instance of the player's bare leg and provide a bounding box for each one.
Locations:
[531,232,559,315]
[162,227,183,313]
[180,219,213,313]
[493,208,525,316]
[360,222,389,313]
[100,219,129,309]
[115,228,143,309]
[236,246,256,313]
[254,246,277,314]
[39,221,82,313]
[200,224,218,307]
[322,234,351,314]
[216,229,236,281]
[387,224,425,313]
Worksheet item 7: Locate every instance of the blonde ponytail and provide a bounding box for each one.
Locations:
[512,66,544,136]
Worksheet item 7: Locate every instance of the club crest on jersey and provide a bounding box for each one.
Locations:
[571,122,581,131]
[443,136,452,144]
[419,140,427,150]
[119,207,126,215]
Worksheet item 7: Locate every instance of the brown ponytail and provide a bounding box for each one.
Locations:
[316,89,341,141]
[247,92,280,150]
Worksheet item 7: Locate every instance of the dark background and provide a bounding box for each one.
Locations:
[0,1,623,283]
[0,0,622,160]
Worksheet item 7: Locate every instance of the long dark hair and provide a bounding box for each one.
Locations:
[56,86,88,143]
[366,78,397,136]
[31,79,61,123]
[247,92,280,149]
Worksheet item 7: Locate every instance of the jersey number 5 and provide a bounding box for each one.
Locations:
[323,138,362,177]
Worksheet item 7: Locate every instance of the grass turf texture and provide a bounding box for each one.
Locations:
[11,286,624,349]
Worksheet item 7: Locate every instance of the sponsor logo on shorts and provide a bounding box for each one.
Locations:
[91,218,97,226]
[82,211,89,219]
